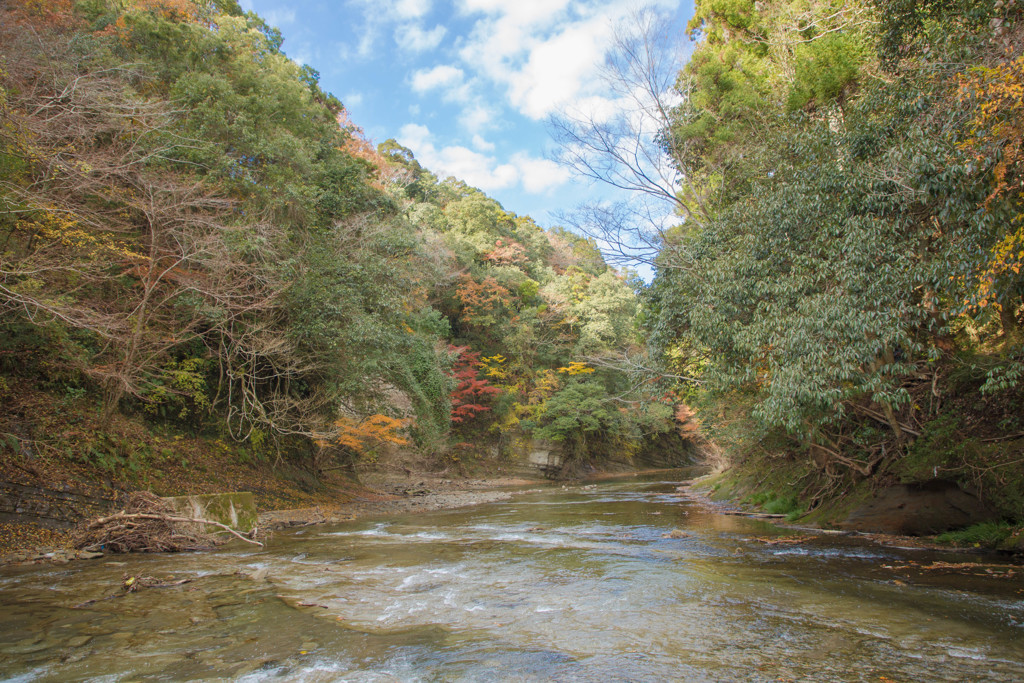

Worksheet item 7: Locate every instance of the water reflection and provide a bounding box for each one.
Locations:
[1,477,1022,681]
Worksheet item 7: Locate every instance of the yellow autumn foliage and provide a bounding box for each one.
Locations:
[557,361,595,375]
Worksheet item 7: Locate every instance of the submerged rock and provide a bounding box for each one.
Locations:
[840,480,994,535]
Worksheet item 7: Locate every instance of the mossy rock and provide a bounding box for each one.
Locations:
[162,492,257,533]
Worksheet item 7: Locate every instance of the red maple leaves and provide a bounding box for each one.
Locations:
[448,345,501,423]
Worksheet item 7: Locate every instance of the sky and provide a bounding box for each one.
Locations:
[237,0,695,252]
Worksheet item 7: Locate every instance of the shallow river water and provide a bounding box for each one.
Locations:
[1,474,1023,682]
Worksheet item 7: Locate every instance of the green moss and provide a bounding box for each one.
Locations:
[895,414,968,482]
[163,492,258,534]
[895,414,1024,521]
[710,475,740,501]
[784,506,807,522]
[800,477,876,528]
[694,470,742,501]
[701,462,810,520]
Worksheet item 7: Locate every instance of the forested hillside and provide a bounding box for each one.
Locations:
[0,0,683,488]
[643,0,1024,530]
[4,0,1019,538]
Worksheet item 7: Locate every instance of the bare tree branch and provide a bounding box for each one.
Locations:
[549,6,706,269]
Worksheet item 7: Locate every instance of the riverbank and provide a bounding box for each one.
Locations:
[0,472,550,566]
[677,473,1024,556]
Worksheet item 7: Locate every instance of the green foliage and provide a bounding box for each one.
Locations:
[0,0,670,474]
[143,357,213,423]
[644,0,1024,520]
[980,350,1024,395]
[788,32,870,110]
[390,333,454,453]
[74,432,152,477]
[568,271,640,355]
[534,379,621,442]
[874,0,1003,71]
[935,521,1013,547]
[745,490,804,518]
[656,0,1023,439]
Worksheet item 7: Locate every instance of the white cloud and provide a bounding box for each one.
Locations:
[506,18,611,119]
[567,95,620,124]
[410,65,465,92]
[395,23,447,52]
[344,0,434,60]
[393,0,431,20]
[458,0,571,25]
[438,147,520,191]
[456,0,679,120]
[398,123,432,150]
[397,124,570,194]
[471,134,495,152]
[351,0,431,22]
[410,65,472,103]
[458,102,496,134]
[357,29,377,58]
[512,153,572,193]
[398,124,515,191]
[344,92,364,107]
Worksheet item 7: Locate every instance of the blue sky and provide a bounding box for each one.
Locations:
[237,0,694,237]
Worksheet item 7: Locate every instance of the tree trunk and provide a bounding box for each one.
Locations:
[1000,298,1020,339]
[101,381,124,428]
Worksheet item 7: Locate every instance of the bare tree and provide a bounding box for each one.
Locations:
[550,6,705,268]
[0,17,315,437]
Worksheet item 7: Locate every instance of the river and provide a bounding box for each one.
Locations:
[1,474,1022,681]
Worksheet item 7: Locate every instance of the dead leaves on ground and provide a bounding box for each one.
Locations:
[880,560,1019,577]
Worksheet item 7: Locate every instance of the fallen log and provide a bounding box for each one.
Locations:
[721,510,787,519]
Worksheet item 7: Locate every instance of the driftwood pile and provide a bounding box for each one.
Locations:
[72,491,262,553]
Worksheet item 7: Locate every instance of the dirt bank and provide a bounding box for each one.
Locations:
[0,474,548,566]
[675,479,1024,556]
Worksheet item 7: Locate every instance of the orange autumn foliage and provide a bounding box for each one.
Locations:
[960,54,1024,204]
[455,275,514,326]
[336,110,415,192]
[6,0,75,24]
[483,238,528,267]
[320,414,408,454]
[674,403,701,440]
